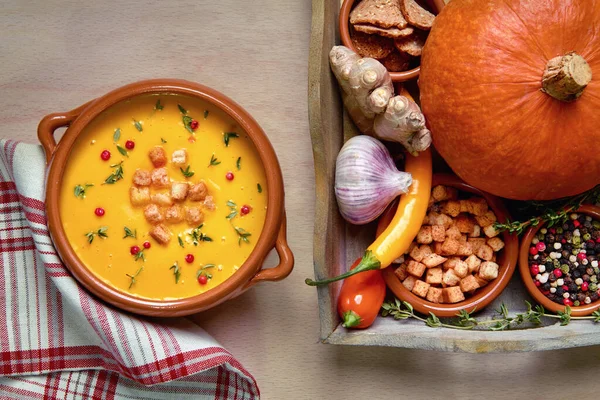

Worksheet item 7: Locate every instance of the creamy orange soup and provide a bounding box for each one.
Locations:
[60,94,268,300]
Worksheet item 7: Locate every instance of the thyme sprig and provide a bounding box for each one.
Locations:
[209,154,221,167]
[134,250,146,262]
[223,132,238,147]
[85,226,108,244]
[180,165,195,178]
[381,299,600,331]
[188,224,212,246]
[234,226,251,245]
[196,264,215,280]
[170,262,181,284]
[123,226,137,239]
[103,162,124,184]
[74,183,93,198]
[494,185,600,235]
[226,200,238,220]
[133,119,143,132]
[155,99,164,111]
[126,266,143,289]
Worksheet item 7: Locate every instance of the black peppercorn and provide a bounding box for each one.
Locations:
[583,274,591,282]
[573,270,581,278]
[592,292,599,302]
[542,282,551,291]
[556,287,564,296]
[578,293,586,303]
[569,283,578,292]
[549,273,557,282]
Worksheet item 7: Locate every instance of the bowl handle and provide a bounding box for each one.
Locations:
[37,101,93,163]
[250,213,294,284]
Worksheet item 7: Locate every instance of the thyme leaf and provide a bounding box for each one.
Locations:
[74,183,94,198]
[223,132,239,147]
[123,226,137,239]
[204,110,209,119]
[126,266,143,289]
[113,128,121,142]
[134,250,146,262]
[116,144,128,157]
[208,154,221,167]
[103,161,124,184]
[85,226,108,244]
[178,236,184,248]
[177,104,187,114]
[133,119,143,132]
[170,262,181,284]
[226,200,237,220]
[161,138,167,144]
[236,157,241,171]
[155,99,164,110]
[257,183,262,193]
[180,165,195,178]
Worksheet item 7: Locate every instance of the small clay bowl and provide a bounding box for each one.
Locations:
[518,204,600,317]
[379,173,519,317]
[339,0,445,82]
[38,79,294,317]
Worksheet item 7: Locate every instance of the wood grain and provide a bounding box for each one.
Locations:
[3,0,600,398]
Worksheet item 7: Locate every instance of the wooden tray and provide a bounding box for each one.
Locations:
[307,0,600,353]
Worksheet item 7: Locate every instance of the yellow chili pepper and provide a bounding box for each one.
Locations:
[306,148,432,286]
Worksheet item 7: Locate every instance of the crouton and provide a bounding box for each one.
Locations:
[460,275,480,292]
[475,276,489,288]
[429,212,453,229]
[441,238,460,255]
[465,255,482,274]
[171,182,189,201]
[185,206,204,225]
[412,280,430,298]
[433,242,443,255]
[422,214,430,225]
[459,199,473,214]
[409,245,425,262]
[144,204,164,224]
[151,168,170,188]
[393,255,405,264]
[151,192,173,207]
[441,200,461,217]
[416,225,433,244]
[422,253,447,268]
[132,169,151,186]
[443,286,465,303]
[483,224,500,238]
[455,214,476,233]
[487,237,505,252]
[470,224,481,237]
[395,264,408,281]
[148,146,167,168]
[469,197,489,216]
[426,287,443,303]
[475,210,497,228]
[171,149,187,166]
[456,241,473,257]
[150,224,171,245]
[492,253,497,262]
[188,181,209,201]
[203,195,216,211]
[425,267,443,285]
[432,185,458,202]
[479,261,500,280]
[420,245,432,257]
[443,257,461,270]
[468,238,487,253]
[129,187,150,207]
[453,260,469,278]
[406,260,426,277]
[165,205,184,223]
[445,225,461,240]
[402,275,417,291]
[476,244,494,261]
[460,234,468,242]
[442,269,460,286]
[431,225,446,242]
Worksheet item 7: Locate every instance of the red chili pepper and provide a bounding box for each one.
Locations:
[337,258,386,329]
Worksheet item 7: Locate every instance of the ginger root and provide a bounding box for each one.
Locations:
[373,95,432,155]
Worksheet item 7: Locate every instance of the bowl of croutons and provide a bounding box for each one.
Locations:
[39,79,294,316]
[339,0,445,82]
[378,174,519,317]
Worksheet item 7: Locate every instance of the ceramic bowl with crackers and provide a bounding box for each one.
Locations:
[378,174,519,317]
[339,0,445,82]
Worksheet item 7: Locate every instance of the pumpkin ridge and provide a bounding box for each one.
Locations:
[500,0,552,61]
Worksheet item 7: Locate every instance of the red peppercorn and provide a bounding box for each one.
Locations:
[563,298,573,306]
[143,241,151,249]
[561,239,566,244]
[549,228,556,234]
[130,245,140,255]
[577,252,587,261]
[529,246,538,255]
[541,290,550,295]
[530,265,539,276]
[100,150,111,161]
[185,254,194,263]
[94,207,105,217]
[535,281,541,287]
[573,220,581,228]
[198,275,208,285]
[562,285,569,291]
[226,172,234,181]
[240,205,251,216]
[553,268,562,278]
[535,242,546,252]
[596,238,600,243]
[190,120,199,130]
[125,140,135,150]
[582,282,589,292]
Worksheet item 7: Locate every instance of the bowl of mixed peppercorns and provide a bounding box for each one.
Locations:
[519,204,600,316]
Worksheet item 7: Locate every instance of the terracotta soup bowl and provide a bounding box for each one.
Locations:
[519,204,600,317]
[38,79,294,317]
[379,174,518,317]
[339,0,445,82]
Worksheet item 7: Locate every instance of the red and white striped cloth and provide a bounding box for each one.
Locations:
[0,140,259,399]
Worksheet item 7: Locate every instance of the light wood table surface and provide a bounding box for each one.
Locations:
[2,1,600,399]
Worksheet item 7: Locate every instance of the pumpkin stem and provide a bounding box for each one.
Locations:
[541,52,592,102]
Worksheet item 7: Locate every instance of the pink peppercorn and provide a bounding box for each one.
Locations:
[125,140,135,150]
[535,281,541,287]
[562,285,569,291]
[198,275,208,285]
[530,265,539,276]
[529,246,538,256]
[190,120,199,130]
[561,239,566,244]
[549,228,556,234]
[94,207,105,217]
[535,242,546,252]
[596,238,600,243]
[143,241,151,249]
[577,252,587,261]
[581,282,589,292]
[240,205,251,216]
[563,298,573,306]
[553,269,562,278]
[100,150,111,161]
[573,220,581,228]
[185,254,194,263]
[225,172,234,181]
[130,246,140,255]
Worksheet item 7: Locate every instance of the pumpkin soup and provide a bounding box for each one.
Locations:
[59,94,268,300]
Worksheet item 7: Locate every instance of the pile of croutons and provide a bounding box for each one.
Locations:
[129,145,215,245]
[394,185,505,304]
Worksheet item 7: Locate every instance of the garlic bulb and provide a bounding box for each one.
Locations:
[335,135,412,225]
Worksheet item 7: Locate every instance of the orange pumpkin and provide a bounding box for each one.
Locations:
[419,0,600,200]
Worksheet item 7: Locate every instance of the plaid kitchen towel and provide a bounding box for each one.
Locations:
[0,140,259,399]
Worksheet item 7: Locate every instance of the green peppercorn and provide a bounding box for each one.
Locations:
[583,233,592,241]
[591,276,598,284]
[557,227,564,234]
[574,300,581,306]
[573,236,581,247]
[593,221,600,229]
[561,264,570,274]
[591,283,599,291]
